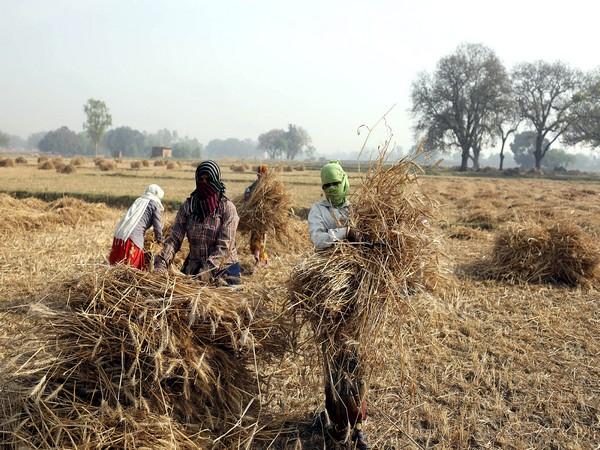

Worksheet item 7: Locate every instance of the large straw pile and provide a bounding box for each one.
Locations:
[473,220,600,286]
[290,156,442,347]
[0,194,109,233]
[0,266,290,449]
[236,170,293,241]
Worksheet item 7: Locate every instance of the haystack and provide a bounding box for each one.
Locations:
[0,266,290,448]
[98,160,117,171]
[130,160,142,169]
[142,159,150,167]
[57,163,77,174]
[290,155,442,347]
[15,156,27,164]
[154,159,166,167]
[236,170,294,242]
[38,160,54,170]
[473,221,600,286]
[230,164,245,173]
[166,161,177,169]
[0,195,109,233]
[0,158,15,167]
[70,156,85,166]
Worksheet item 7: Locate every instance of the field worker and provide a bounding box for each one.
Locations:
[154,160,241,285]
[108,184,164,269]
[244,164,269,265]
[307,161,369,450]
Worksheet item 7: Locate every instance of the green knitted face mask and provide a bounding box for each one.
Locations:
[321,161,349,207]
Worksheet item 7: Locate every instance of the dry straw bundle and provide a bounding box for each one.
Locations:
[15,156,27,164]
[166,161,177,169]
[0,158,15,167]
[230,164,245,173]
[98,160,117,171]
[142,159,150,167]
[70,156,85,166]
[0,266,291,449]
[236,170,294,241]
[290,155,442,346]
[38,160,54,170]
[154,159,167,167]
[0,195,108,233]
[130,160,142,169]
[56,163,77,174]
[473,220,600,286]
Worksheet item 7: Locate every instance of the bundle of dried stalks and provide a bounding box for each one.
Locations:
[0,158,16,167]
[154,159,167,167]
[98,160,117,171]
[130,160,142,169]
[0,195,109,233]
[142,159,150,167]
[15,156,27,164]
[230,164,245,172]
[0,266,291,448]
[56,163,77,174]
[37,156,49,163]
[38,160,54,170]
[166,161,177,169]
[290,154,442,346]
[473,220,600,286]
[70,156,85,166]
[236,170,293,240]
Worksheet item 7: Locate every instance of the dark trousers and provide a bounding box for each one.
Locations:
[322,341,367,438]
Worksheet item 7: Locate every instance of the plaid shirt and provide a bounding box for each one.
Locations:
[157,197,239,271]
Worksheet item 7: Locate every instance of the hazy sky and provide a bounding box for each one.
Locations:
[1,0,598,156]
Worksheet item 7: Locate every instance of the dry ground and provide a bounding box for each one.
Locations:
[0,160,599,448]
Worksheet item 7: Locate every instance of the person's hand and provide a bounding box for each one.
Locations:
[347,227,364,243]
[198,264,213,284]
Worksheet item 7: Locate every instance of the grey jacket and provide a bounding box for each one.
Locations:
[307,199,350,250]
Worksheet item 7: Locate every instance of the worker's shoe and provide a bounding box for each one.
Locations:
[351,428,370,450]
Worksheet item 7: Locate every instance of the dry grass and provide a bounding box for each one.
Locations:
[130,160,142,170]
[0,158,15,168]
[14,156,27,165]
[142,160,150,167]
[38,160,54,170]
[166,161,177,169]
[0,265,290,448]
[154,159,167,167]
[0,194,109,233]
[236,171,294,240]
[0,168,599,448]
[470,220,600,286]
[290,155,444,361]
[70,156,85,166]
[56,163,77,174]
[37,156,49,163]
[98,160,117,171]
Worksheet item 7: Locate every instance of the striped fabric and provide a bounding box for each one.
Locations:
[190,160,226,221]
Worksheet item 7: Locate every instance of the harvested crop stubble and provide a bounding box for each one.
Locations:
[471,220,600,286]
[0,265,292,449]
[0,194,109,233]
[236,170,294,241]
[290,155,443,347]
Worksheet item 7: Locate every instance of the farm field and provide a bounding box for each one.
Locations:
[0,157,599,448]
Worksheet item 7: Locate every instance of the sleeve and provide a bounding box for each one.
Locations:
[207,201,239,270]
[155,203,188,269]
[151,202,164,243]
[308,204,348,250]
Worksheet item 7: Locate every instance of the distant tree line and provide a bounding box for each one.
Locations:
[411,43,600,171]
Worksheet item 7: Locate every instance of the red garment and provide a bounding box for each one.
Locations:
[108,238,144,269]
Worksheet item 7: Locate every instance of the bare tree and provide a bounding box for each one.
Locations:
[564,70,600,148]
[411,43,510,171]
[512,61,583,170]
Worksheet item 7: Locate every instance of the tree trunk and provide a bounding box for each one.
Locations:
[534,134,544,170]
[459,148,470,171]
[499,138,507,171]
[472,147,481,171]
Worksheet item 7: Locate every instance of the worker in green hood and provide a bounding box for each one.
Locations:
[320,161,350,207]
[306,161,370,449]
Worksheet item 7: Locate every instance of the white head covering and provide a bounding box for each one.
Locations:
[114,184,164,241]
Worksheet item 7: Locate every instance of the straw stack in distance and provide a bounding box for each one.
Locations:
[236,170,293,242]
[473,220,600,286]
[290,155,443,351]
[0,265,291,449]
